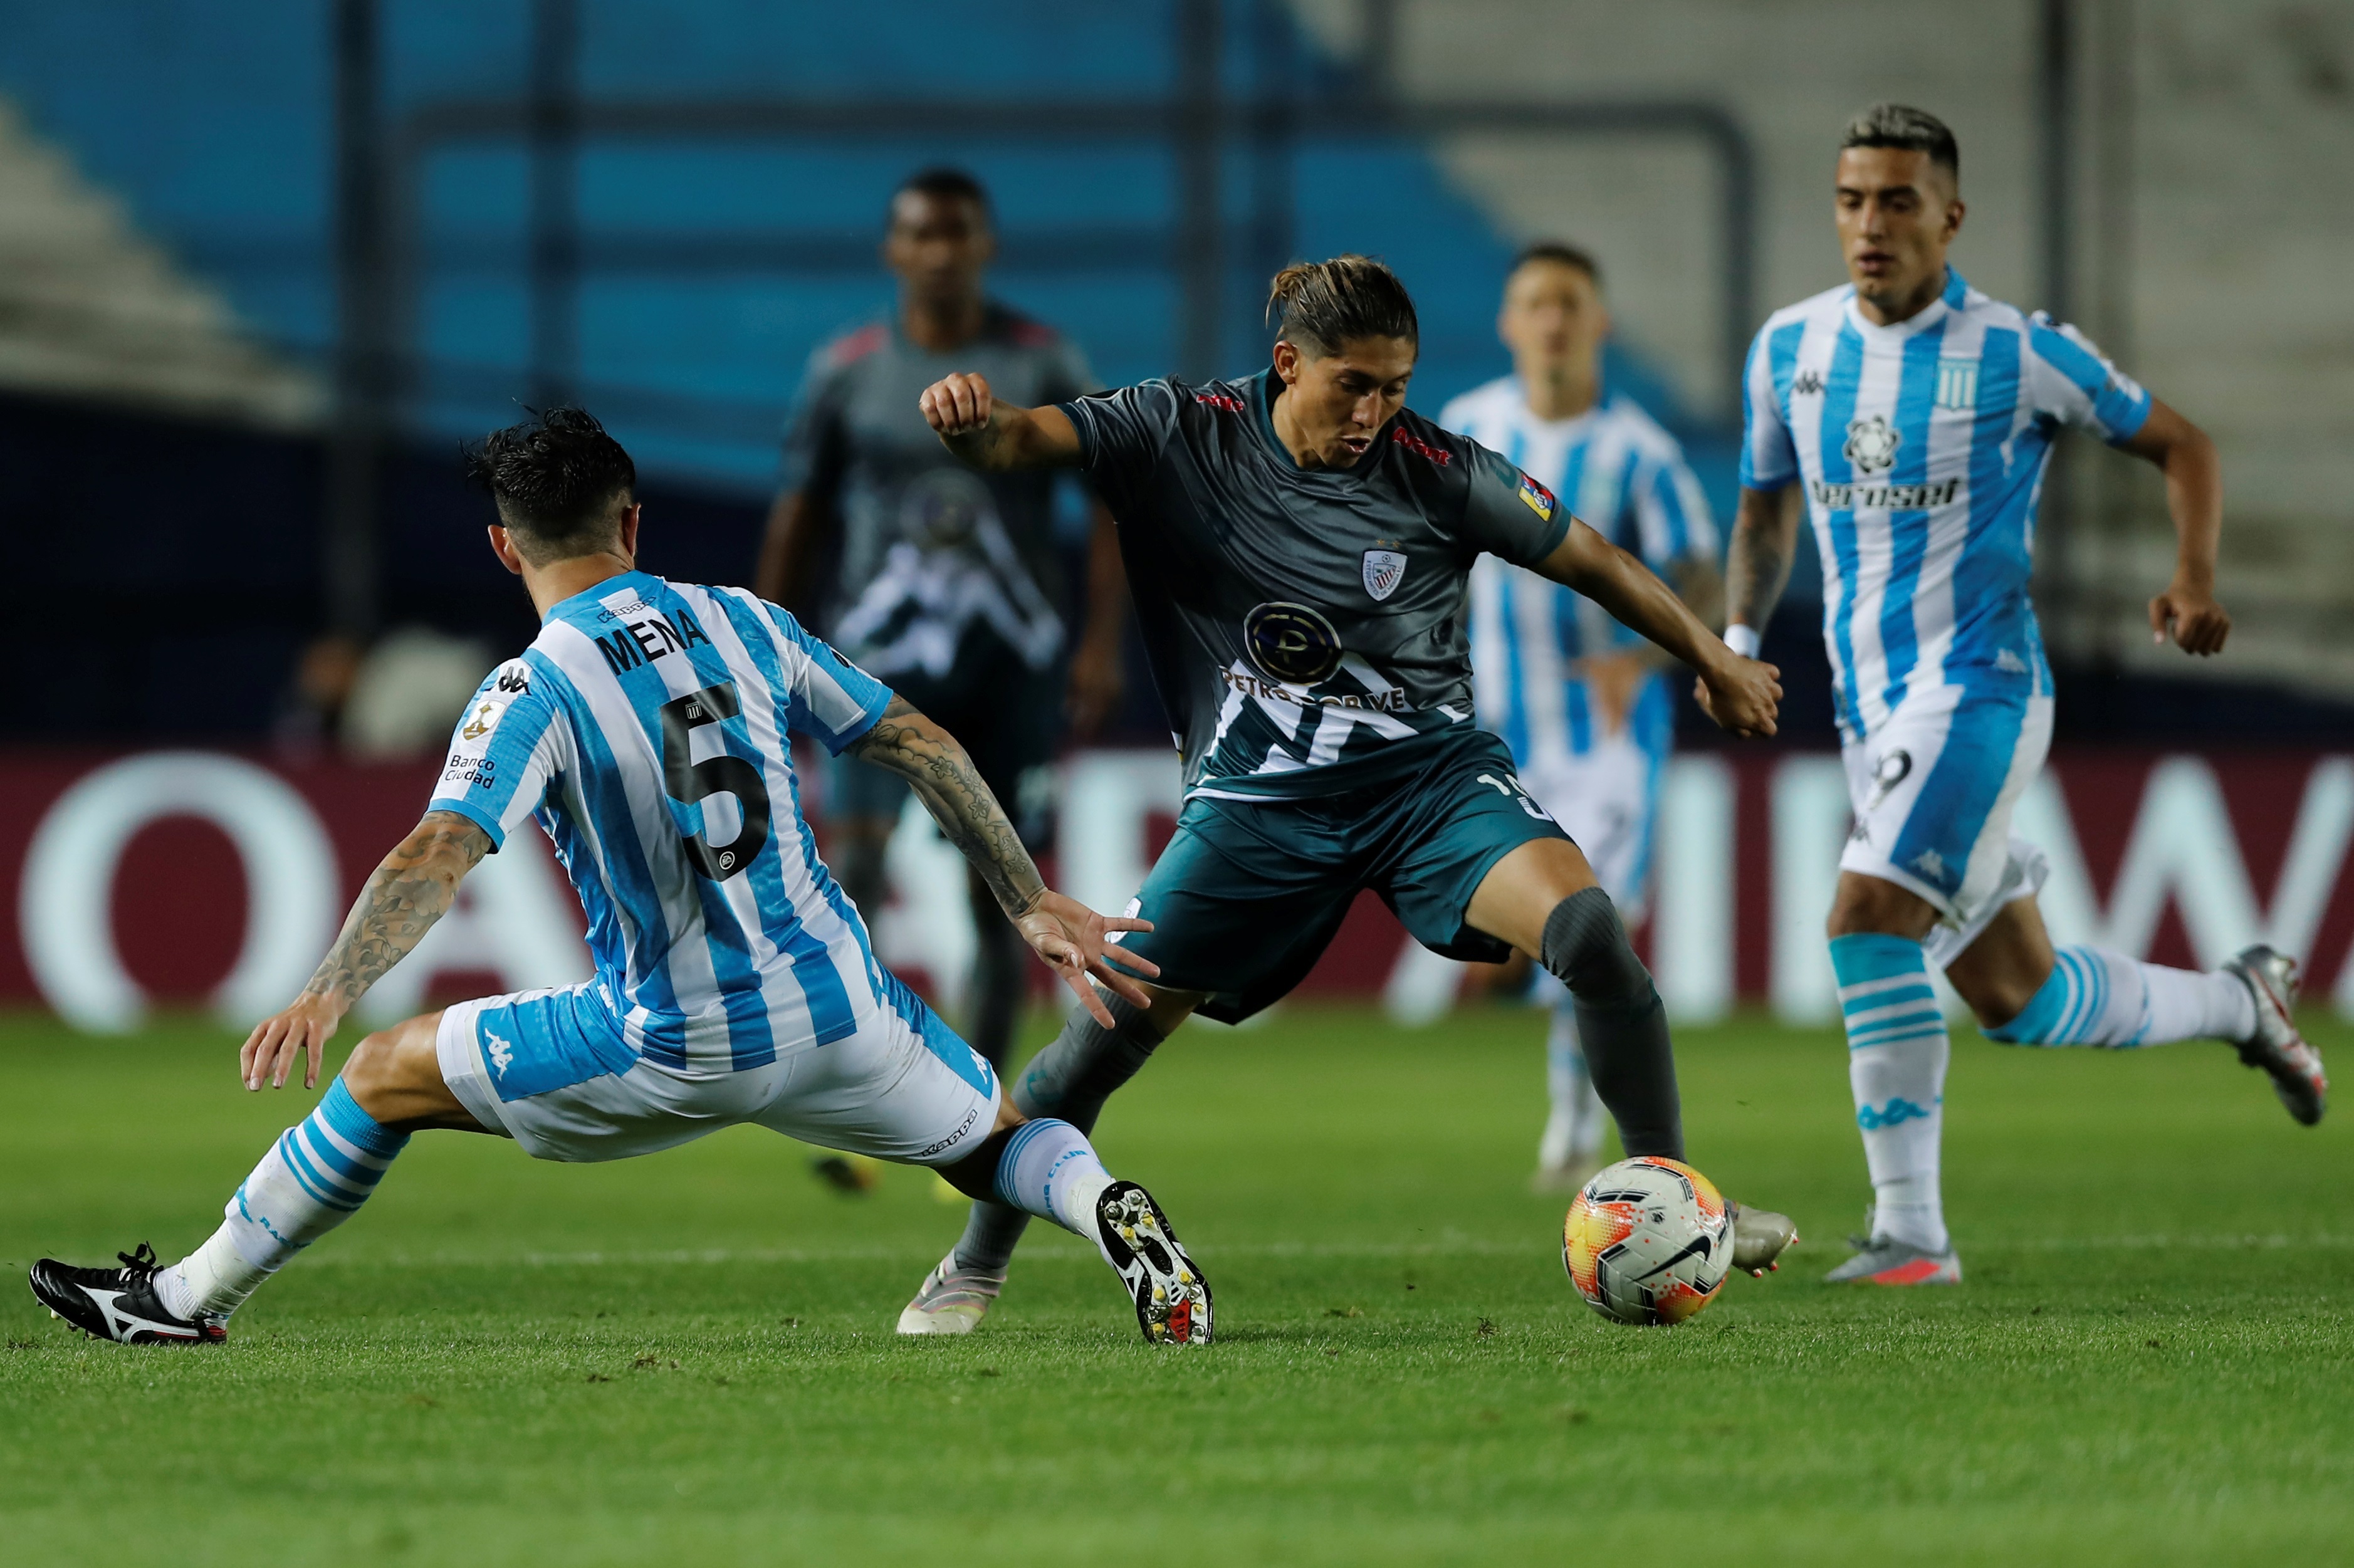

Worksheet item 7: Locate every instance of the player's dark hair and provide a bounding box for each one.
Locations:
[1841,102,1960,180]
[892,165,992,223]
[1509,241,1602,289]
[462,406,636,563]
[1265,254,1419,357]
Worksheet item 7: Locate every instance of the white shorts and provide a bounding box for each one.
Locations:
[435,978,998,1166]
[1840,684,2054,945]
[1520,733,1661,922]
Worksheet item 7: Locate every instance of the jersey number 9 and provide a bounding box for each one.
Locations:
[659,683,772,881]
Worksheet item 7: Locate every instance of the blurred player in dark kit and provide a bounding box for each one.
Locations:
[759,168,1127,1099]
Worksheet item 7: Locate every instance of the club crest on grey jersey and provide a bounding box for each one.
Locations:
[1361,548,1407,602]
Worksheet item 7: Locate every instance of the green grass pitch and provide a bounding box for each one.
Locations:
[3,1003,2350,1564]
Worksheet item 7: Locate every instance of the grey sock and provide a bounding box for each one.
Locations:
[950,993,1166,1275]
[1539,887,1683,1161]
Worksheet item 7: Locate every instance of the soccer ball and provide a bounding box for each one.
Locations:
[1561,1156,1735,1326]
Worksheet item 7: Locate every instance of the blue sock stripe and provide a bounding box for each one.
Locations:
[1848,1022,1951,1052]
[295,1121,391,1194]
[1846,1013,1947,1046]
[2063,949,2100,1038]
[318,1078,411,1159]
[1837,974,1938,1008]
[992,1119,1061,1210]
[1827,933,1932,985]
[277,1131,366,1213]
[1843,995,1942,1030]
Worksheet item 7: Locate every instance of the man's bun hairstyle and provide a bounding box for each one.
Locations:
[1266,254,1419,357]
[1841,102,1960,181]
[463,405,636,564]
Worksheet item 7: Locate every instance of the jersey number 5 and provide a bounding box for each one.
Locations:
[660,683,772,880]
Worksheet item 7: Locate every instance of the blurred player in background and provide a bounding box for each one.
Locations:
[1729,105,2327,1287]
[897,255,1797,1335]
[757,168,1127,1113]
[30,409,1208,1347]
[1440,243,1722,1193]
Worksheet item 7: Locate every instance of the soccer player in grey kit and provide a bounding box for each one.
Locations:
[759,169,1128,1102]
[896,255,1797,1333]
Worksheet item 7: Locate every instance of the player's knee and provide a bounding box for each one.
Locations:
[337,1028,402,1114]
[1538,887,1651,1007]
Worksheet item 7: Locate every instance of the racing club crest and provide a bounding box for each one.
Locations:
[1361,548,1407,602]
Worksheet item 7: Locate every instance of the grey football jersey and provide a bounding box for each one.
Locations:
[781,306,1094,680]
[1059,367,1571,800]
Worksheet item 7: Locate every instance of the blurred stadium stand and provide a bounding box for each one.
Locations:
[2,0,2351,1023]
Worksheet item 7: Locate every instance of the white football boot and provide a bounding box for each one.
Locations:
[895,1253,1006,1336]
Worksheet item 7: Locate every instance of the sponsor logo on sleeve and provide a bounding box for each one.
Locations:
[1516,473,1556,521]
[459,696,508,743]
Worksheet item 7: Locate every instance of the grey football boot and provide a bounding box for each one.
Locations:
[1823,1235,1963,1285]
[2222,944,2327,1126]
[1727,1201,1799,1276]
[1824,1207,1962,1285]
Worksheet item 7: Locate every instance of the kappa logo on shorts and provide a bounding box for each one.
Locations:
[1910,849,1951,886]
[483,1026,515,1079]
[1361,548,1407,602]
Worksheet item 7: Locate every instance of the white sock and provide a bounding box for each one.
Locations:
[1984,945,2257,1047]
[154,1224,271,1320]
[159,1079,409,1318]
[991,1118,1115,1240]
[1538,1000,1608,1169]
[1832,934,1951,1254]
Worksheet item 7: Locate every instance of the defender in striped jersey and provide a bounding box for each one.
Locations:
[1729,105,2325,1288]
[1439,243,1722,1191]
[29,409,1211,1348]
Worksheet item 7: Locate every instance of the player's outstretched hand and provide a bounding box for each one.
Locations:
[1015,890,1160,1025]
[2150,578,2230,656]
[919,372,995,436]
[1694,655,1782,739]
[239,991,344,1093]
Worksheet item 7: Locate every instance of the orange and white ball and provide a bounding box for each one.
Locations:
[1562,1156,1735,1325]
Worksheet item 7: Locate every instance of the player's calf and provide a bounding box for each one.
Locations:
[1538,887,1682,1159]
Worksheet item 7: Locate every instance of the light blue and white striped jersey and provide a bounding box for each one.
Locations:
[1740,268,2152,742]
[429,570,894,1078]
[1439,380,1717,773]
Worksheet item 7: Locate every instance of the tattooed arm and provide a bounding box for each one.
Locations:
[238,810,491,1092]
[1724,484,1802,642]
[847,696,1156,1023]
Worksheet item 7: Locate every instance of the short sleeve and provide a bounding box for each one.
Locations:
[1458,436,1574,568]
[777,346,850,498]
[1055,379,1183,499]
[427,658,566,850]
[1631,444,1718,570]
[754,602,894,754]
[2023,314,2152,444]
[1738,321,1801,490]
